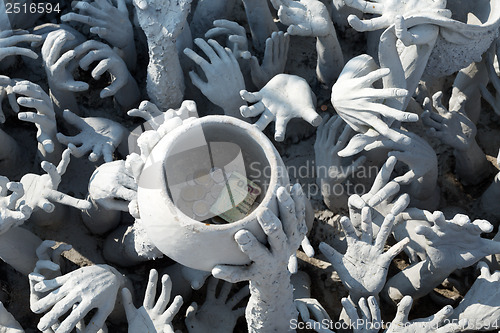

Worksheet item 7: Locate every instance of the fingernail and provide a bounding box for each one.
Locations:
[276,187,287,201]
[236,230,251,244]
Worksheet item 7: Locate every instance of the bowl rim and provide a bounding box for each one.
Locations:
[139,115,281,232]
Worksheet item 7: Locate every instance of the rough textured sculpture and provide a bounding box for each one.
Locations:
[0,0,500,331]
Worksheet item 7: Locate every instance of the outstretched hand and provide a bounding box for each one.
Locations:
[320,207,409,298]
[240,74,322,141]
[331,55,414,145]
[20,148,92,212]
[122,269,183,333]
[185,278,248,333]
[57,110,127,163]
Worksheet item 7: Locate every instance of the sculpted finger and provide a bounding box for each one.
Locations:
[45,190,92,210]
[257,209,286,253]
[212,265,251,283]
[234,229,269,262]
[253,109,274,131]
[144,269,158,310]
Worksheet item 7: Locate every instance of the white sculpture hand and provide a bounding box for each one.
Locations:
[450,262,500,331]
[240,73,322,141]
[422,92,476,151]
[30,264,125,333]
[57,110,127,162]
[0,76,19,123]
[185,278,249,333]
[342,296,381,333]
[13,80,57,153]
[88,160,137,211]
[386,295,464,333]
[250,31,290,89]
[0,177,31,234]
[0,29,41,61]
[20,148,92,212]
[73,41,131,98]
[0,301,24,333]
[270,0,333,37]
[61,0,132,51]
[294,297,333,332]
[347,156,410,234]
[331,55,415,145]
[415,212,500,272]
[184,38,246,116]
[314,114,366,187]
[319,207,409,298]
[213,183,308,283]
[132,0,191,42]
[42,30,88,92]
[122,269,183,333]
[34,240,72,279]
[205,20,251,60]
[344,0,447,32]
[32,23,86,49]
[128,100,197,130]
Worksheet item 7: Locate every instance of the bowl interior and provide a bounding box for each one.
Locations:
[163,121,273,223]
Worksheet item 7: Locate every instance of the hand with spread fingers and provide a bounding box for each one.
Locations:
[0,29,42,62]
[415,212,500,272]
[61,0,135,68]
[122,269,183,333]
[29,263,126,333]
[240,73,322,141]
[346,156,410,233]
[0,176,31,235]
[12,80,59,156]
[185,278,249,333]
[249,31,290,89]
[57,110,127,163]
[19,148,92,213]
[331,55,415,145]
[205,20,251,60]
[319,207,409,299]
[341,296,381,333]
[88,160,137,212]
[184,38,246,118]
[386,295,465,333]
